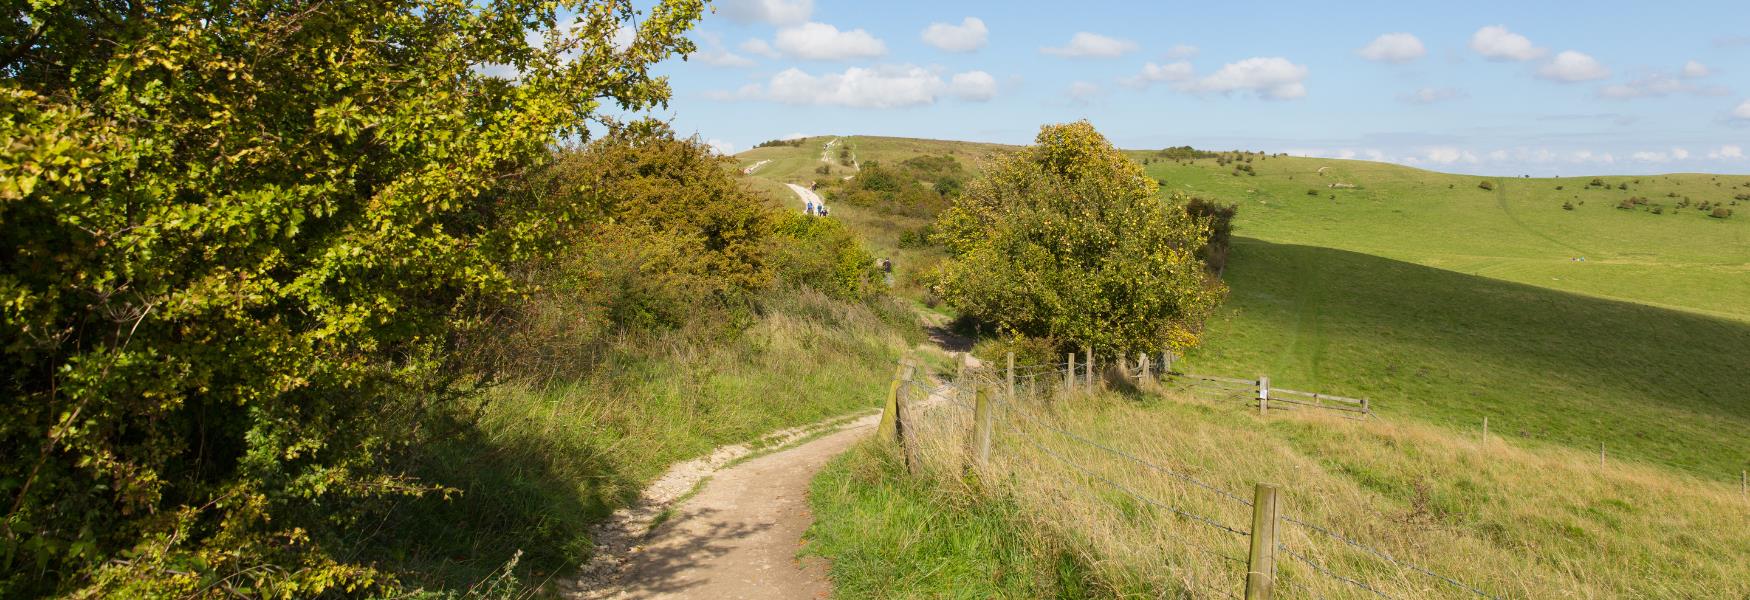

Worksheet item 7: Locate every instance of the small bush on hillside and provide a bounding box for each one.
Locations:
[816,164,832,175]
[1479,180,1495,191]
[1651,206,1664,214]
[1617,199,1636,210]
[1308,189,1320,196]
[1711,207,1733,219]
[1563,201,1575,210]
[1618,182,1629,190]
[1589,177,1606,187]
[1556,185,1564,190]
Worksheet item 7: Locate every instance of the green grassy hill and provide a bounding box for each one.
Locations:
[739,137,1750,480]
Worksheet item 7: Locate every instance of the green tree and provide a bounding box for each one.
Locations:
[0,0,702,595]
[929,121,1224,355]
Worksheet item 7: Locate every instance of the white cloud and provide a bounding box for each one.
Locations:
[1423,147,1480,164]
[1707,145,1744,159]
[1734,100,1750,120]
[739,38,780,58]
[694,32,755,67]
[1067,81,1103,103]
[1119,61,1194,89]
[1470,25,1547,61]
[1682,60,1711,78]
[1672,147,1690,160]
[1179,57,1308,100]
[922,17,988,53]
[717,0,812,25]
[1537,51,1610,82]
[1164,44,1200,59]
[1041,32,1138,58]
[1598,71,1729,99]
[709,66,993,108]
[773,22,887,60]
[1358,33,1426,63]
[1399,87,1464,104]
[1632,150,1670,163]
[949,70,998,101]
[705,139,737,155]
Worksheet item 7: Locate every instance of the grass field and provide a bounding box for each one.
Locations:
[813,382,1750,598]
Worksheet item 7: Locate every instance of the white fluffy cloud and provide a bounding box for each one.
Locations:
[708,66,995,108]
[717,0,812,25]
[922,17,988,53]
[1165,44,1200,59]
[739,38,781,58]
[1119,61,1194,89]
[693,32,756,68]
[1734,100,1750,120]
[1180,57,1308,100]
[1598,70,1729,99]
[1682,60,1711,78]
[772,22,887,60]
[949,70,998,101]
[1709,145,1745,159]
[1537,51,1610,82]
[1399,87,1463,104]
[1358,33,1426,63]
[1041,32,1138,58]
[1470,25,1546,61]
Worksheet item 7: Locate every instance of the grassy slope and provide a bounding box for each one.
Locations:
[378,289,919,590]
[735,136,1017,300]
[824,386,1750,598]
[745,139,1748,479]
[1130,155,1750,479]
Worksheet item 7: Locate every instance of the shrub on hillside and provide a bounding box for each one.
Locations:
[1479,180,1495,191]
[929,121,1224,354]
[1563,201,1575,210]
[1185,197,1238,274]
[1712,207,1733,219]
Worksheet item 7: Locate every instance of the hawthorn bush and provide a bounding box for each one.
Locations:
[0,1,704,596]
[929,121,1225,355]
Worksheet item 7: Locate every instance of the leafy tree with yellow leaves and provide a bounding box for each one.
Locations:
[930,121,1225,355]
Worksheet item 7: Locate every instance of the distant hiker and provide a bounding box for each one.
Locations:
[805,201,815,215]
[820,206,830,217]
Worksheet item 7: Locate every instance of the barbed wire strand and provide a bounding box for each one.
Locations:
[988,407,1251,537]
[1280,516,1496,599]
[990,395,1256,507]
[1278,544,1396,600]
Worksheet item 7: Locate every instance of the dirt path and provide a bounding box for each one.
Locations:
[785,183,825,213]
[562,412,879,599]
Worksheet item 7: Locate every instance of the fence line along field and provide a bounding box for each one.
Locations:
[808,355,1750,598]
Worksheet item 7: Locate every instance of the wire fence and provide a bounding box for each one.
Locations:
[881,356,1497,600]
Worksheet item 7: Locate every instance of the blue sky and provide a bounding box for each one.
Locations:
[640,0,1750,176]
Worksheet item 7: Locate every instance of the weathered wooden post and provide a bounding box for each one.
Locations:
[1600,443,1606,468]
[971,385,992,471]
[1741,470,1746,499]
[1244,483,1280,600]
[1257,375,1270,415]
[1482,417,1489,446]
[1085,347,1095,390]
[1006,352,1016,402]
[1139,352,1151,380]
[877,357,911,443]
[1066,352,1076,395]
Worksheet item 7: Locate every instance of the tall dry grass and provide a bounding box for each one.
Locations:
[891,366,1750,598]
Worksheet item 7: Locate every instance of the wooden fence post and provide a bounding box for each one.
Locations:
[1482,417,1489,446]
[1600,444,1606,468]
[1257,375,1270,415]
[1066,352,1076,394]
[1163,350,1175,376]
[1006,352,1016,402]
[1085,347,1095,390]
[1741,470,1746,499]
[1245,483,1280,600]
[971,384,992,471]
[1139,352,1151,380]
[877,357,911,443]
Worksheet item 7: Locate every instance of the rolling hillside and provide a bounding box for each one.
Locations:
[736,136,1750,479]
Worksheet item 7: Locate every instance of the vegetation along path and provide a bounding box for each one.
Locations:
[565,407,885,599]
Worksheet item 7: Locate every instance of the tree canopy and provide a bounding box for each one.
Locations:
[0,1,703,595]
[929,121,1225,354]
